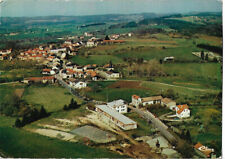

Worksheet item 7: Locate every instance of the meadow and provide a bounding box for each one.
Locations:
[22,85,83,112]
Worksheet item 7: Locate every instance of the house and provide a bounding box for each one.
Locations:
[74,66,83,72]
[103,64,114,71]
[42,69,51,75]
[131,95,163,107]
[86,41,97,47]
[84,32,93,37]
[72,81,87,89]
[98,70,120,80]
[194,143,215,158]
[86,71,100,81]
[23,76,55,84]
[131,95,142,107]
[161,98,176,110]
[107,99,128,113]
[96,105,137,130]
[141,96,163,106]
[175,104,190,118]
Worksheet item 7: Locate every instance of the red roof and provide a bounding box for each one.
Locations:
[177,104,189,114]
[67,69,75,74]
[43,69,51,72]
[42,76,54,80]
[194,143,203,149]
[132,95,140,100]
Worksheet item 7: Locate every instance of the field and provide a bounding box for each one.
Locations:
[84,80,220,106]
[0,69,42,83]
[0,123,122,158]
[22,85,83,112]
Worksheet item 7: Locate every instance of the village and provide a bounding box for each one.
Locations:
[0,31,218,158]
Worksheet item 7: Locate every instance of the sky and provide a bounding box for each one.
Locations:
[0,0,222,17]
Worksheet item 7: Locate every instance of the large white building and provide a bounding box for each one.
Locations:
[107,99,128,113]
[96,105,137,130]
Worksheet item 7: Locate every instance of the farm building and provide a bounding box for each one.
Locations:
[96,105,137,130]
[107,99,128,113]
[161,98,176,110]
[131,95,163,107]
[175,104,190,118]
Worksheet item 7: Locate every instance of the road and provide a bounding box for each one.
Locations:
[129,106,177,145]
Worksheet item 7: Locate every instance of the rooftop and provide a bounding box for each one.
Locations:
[107,99,125,108]
[176,104,189,114]
[96,105,136,125]
[162,98,175,104]
[142,96,163,102]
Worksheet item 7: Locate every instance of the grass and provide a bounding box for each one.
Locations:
[84,80,220,106]
[0,83,26,104]
[126,112,153,137]
[22,85,83,112]
[155,62,222,89]
[71,55,123,65]
[0,126,123,158]
[182,105,222,156]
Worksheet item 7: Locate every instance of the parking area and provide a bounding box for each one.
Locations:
[71,125,117,143]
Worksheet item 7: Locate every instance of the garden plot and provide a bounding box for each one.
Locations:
[71,125,117,143]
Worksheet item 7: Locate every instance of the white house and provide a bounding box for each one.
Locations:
[175,104,190,118]
[96,105,137,130]
[161,98,176,110]
[73,81,87,89]
[105,71,120,79]
[107,99,128,113]
[86,41,96,47]
[131,95,142,107]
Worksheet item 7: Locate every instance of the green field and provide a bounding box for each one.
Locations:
[71,54,123,65]
[0,116,123,158]
[155,63,222,89]
[85,80,220,105]
[22,85,83,112]
[0,69,42,83]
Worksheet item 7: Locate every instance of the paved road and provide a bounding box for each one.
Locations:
[129,106,177,145]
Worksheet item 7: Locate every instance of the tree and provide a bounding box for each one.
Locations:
[15,118,22,128]
[109,60,113,67]
[40,106,48,118]
[159,59,163,64]
[201,51,205,60]
[105,35,110,40]
[68,98,78,109]
[205,53,209,61]
[63,104,68,110]
[185,130,192,143]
